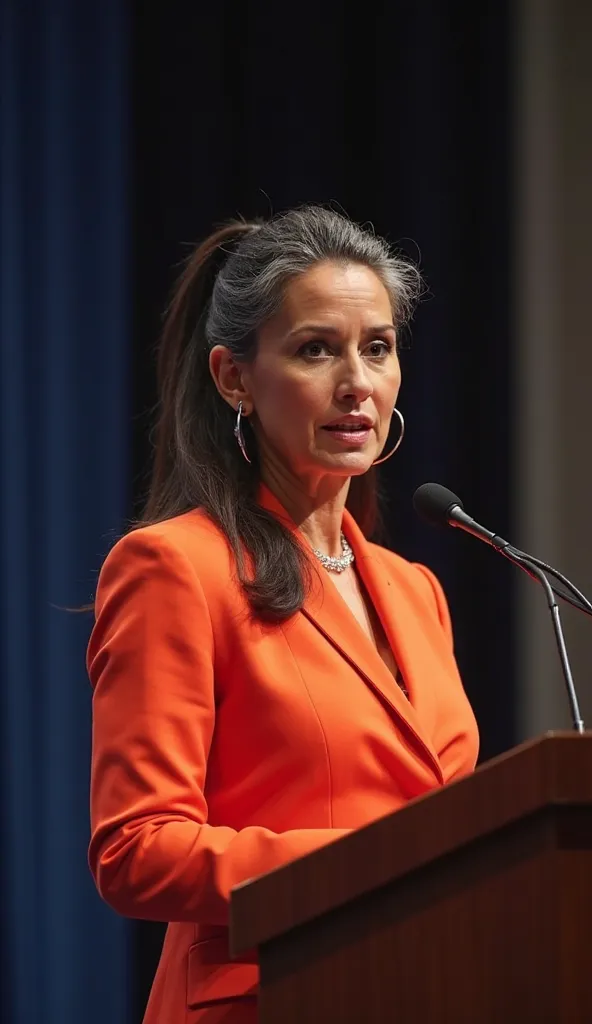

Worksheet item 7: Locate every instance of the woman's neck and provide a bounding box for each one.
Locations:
[260,469,350,559]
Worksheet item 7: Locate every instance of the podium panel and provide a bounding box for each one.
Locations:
[231,734,592,1023]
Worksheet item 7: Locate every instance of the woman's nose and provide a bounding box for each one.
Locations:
[335,355,374,402]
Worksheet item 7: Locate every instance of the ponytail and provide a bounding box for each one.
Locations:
[144,220,260,524]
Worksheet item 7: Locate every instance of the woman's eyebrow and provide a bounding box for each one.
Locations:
[288,323,395,338]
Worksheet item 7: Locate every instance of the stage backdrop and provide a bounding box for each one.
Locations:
[130,3,514,1016]
[0,2,514,1023]
[1,2,130,1023]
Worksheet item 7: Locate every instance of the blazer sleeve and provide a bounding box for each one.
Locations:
[87,529,350,926]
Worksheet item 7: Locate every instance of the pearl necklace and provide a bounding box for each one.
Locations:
[311,532,355,573]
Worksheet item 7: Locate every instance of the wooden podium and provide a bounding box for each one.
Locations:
[230,733,592,1023]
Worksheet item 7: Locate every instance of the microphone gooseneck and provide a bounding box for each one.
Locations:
[413,483,592,616]
[413,482,586,734]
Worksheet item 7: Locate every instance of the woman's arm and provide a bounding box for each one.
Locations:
[88,529,349,926]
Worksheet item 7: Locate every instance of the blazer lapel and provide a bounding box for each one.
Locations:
[256,484,444,782]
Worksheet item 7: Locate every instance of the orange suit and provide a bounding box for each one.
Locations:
[88,482,479,1022]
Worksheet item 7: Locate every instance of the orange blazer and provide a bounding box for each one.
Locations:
[88,482,479,1023]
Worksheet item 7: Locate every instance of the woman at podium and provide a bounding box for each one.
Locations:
[87,205,479,1022]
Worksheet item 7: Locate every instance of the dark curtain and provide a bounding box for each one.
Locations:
[131,2,514,1016]
[0,2,515,1021]
[1,2,131,1022]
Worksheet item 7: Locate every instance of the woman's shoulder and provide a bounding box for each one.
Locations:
[97,507,234,585]
[366,538,434,578]
[135,507,224,544]
[366,540,450,621]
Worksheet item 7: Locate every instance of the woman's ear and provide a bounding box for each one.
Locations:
[209,345,252,414]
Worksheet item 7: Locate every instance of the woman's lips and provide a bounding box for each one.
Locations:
[322,426,372,445]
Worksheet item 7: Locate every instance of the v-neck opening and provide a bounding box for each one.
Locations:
[324,568,411,701]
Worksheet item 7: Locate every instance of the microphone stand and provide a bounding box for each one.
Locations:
[448,509,586,733]
[498,547,585,734]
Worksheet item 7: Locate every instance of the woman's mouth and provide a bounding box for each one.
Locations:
[321,425,372,445]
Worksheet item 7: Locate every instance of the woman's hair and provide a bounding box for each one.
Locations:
[135,204,422,622]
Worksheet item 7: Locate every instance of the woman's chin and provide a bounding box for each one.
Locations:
[315,451,376,475]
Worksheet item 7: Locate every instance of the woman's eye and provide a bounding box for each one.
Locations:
[299,339,393,360]
[367,340,392,358]
[299,340,330,358]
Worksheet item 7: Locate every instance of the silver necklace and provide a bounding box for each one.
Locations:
[311,532,355,573]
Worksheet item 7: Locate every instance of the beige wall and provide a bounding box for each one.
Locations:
[515,0,592,736]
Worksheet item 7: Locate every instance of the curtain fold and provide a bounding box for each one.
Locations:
[1,2,130,1021]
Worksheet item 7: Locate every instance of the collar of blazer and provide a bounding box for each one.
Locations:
[256,482,445,782]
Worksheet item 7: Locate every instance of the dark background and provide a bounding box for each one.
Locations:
[130,5,513,1015]
[1,2,515,1021]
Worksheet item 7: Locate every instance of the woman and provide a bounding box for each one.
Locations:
[88,205,479,1023]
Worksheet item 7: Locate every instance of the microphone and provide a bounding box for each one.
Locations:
[413,482,586,734]
[413,483,592,615]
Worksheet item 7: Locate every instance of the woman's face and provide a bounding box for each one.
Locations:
[220,261,402,491]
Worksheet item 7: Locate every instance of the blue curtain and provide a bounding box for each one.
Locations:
[1,2,130,1021]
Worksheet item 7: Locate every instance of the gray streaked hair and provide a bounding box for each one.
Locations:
[206,204,422,355]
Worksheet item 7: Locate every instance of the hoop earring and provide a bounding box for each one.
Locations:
[372,407,405,466]
[234,400,251,464]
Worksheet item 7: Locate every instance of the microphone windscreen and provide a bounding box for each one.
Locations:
[413,482,464,527]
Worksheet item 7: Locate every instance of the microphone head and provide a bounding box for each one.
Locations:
[413,482,464,527]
